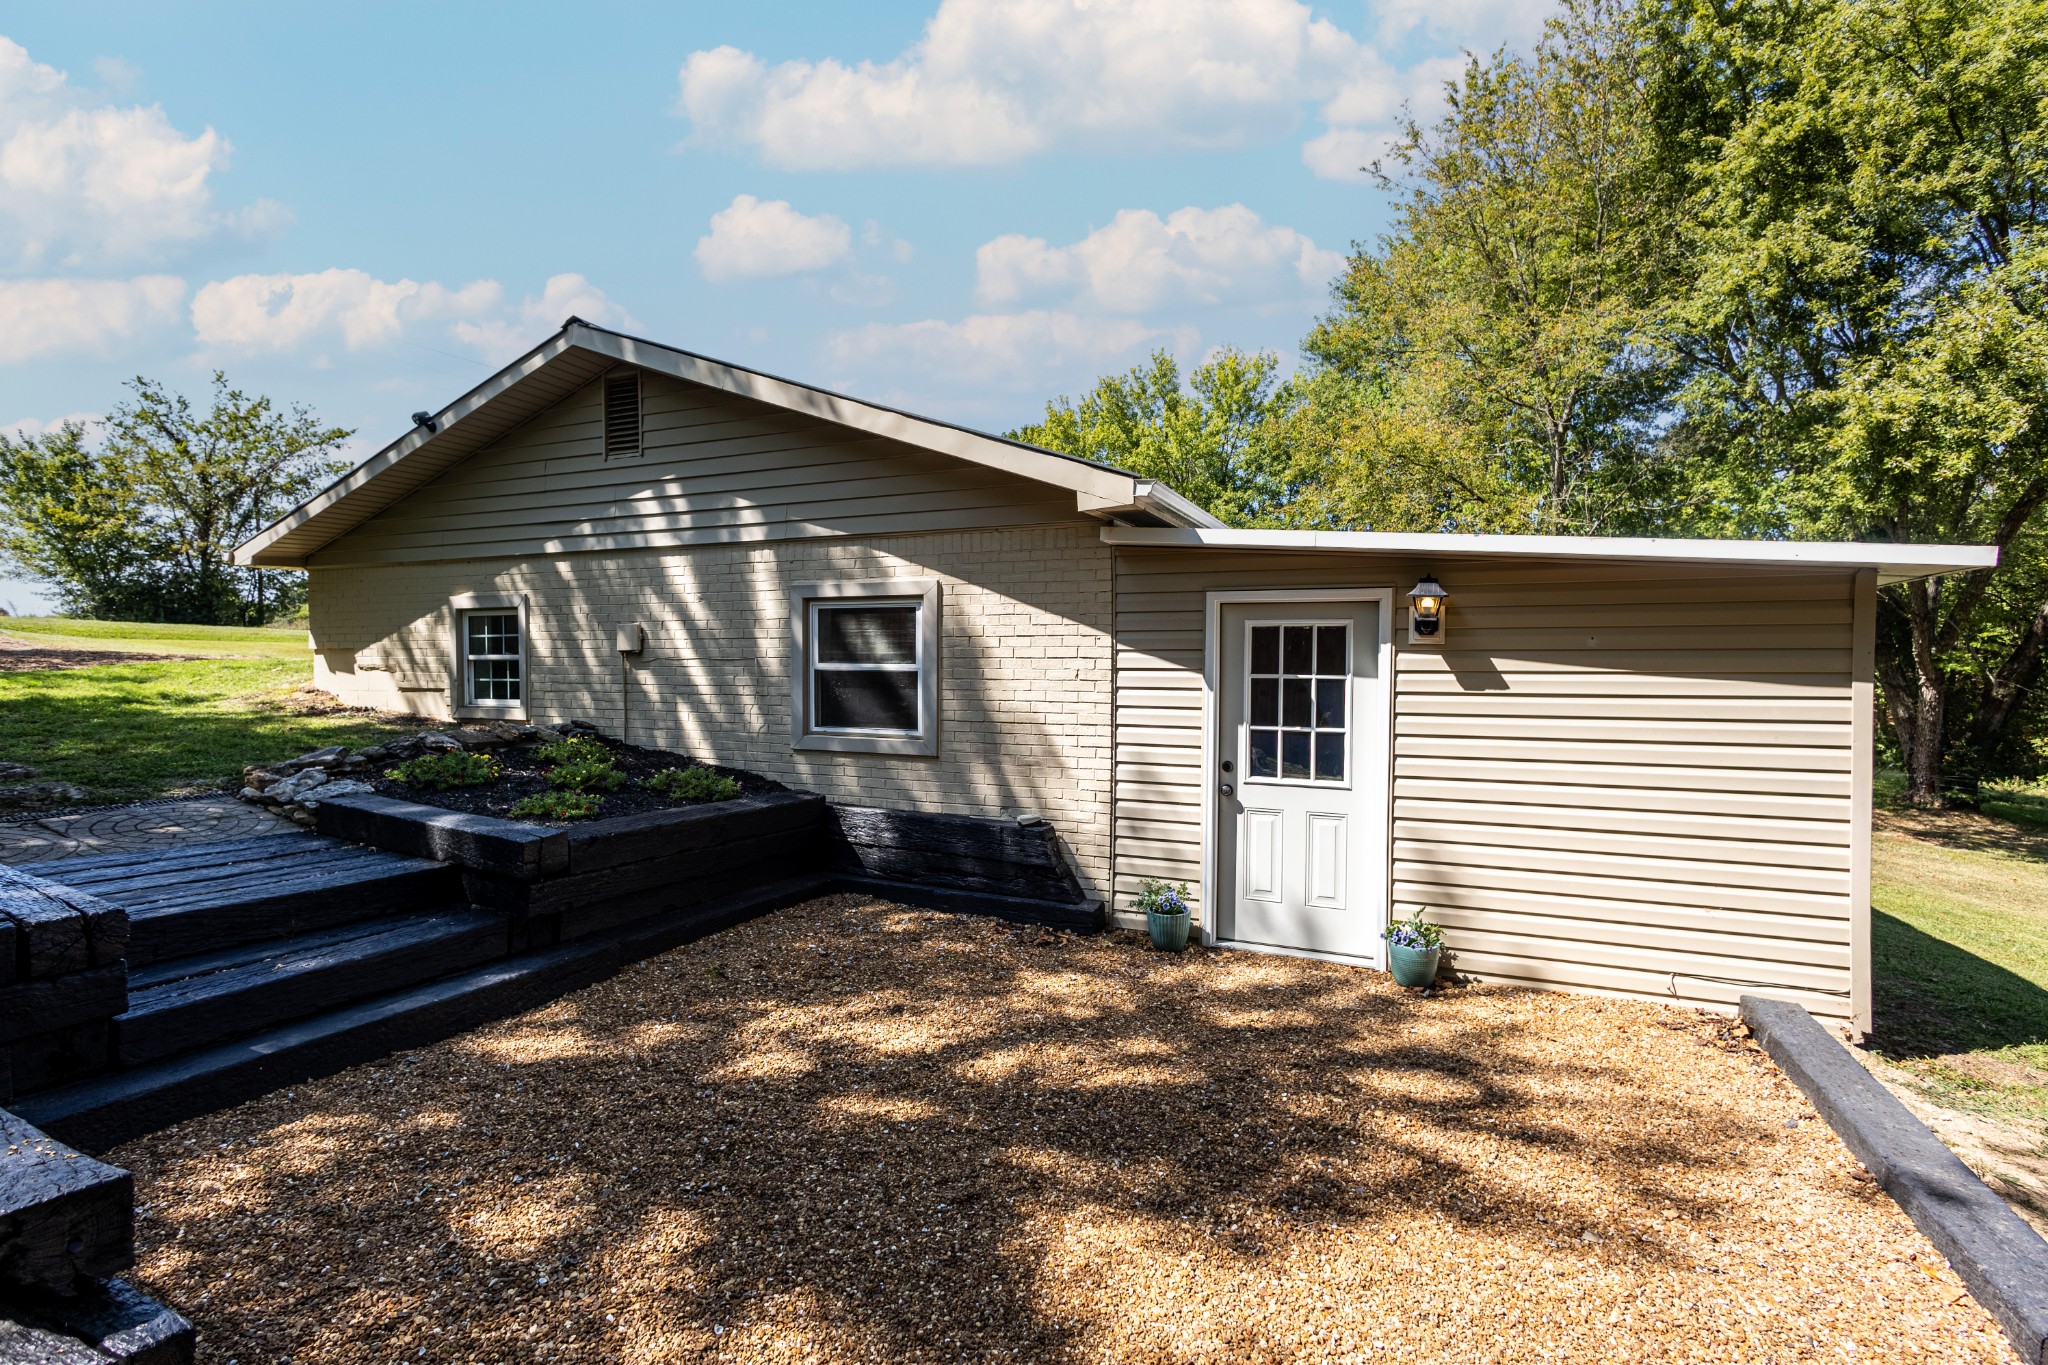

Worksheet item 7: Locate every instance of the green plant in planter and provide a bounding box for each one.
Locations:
[546,759,626,793]
[534,735,611,767]
[642,765,740,802]
[1384,911,1445,988]
[383,751,502,789]
[510,790,604,821]
[1136,877,1191,952]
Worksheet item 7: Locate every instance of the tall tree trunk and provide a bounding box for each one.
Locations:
[1903,579,1949,807]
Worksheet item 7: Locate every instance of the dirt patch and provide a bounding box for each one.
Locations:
[115,898,2018,1363]
[0,631,200,673]
[258,684,438,723]
[1857,1046,2048,1239]
[370,733,782,823]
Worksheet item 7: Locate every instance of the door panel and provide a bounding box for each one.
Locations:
[1216,598,1385,963]
[1241,808,1283,901]
[1307,813,1346,908]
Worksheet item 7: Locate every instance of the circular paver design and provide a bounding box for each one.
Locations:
[0,795,302,865]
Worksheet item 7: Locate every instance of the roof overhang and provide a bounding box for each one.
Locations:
[236,320,1222,568]
[1099,527,1998,586]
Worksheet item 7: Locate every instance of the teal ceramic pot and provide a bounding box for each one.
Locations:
[1388,943,1440,988]
[1147,908,1191,952]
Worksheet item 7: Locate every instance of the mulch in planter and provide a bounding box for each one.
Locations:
[369,735,783,823]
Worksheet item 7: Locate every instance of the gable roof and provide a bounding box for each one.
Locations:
[234,319,1222,568]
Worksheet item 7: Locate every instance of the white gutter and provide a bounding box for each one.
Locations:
[1099,526,1998,584]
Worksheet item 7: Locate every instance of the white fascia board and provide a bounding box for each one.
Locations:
[567,323,1140,507]
[1133,480,1225,529]
[1098,526,1999,582]
[234,331,578,566]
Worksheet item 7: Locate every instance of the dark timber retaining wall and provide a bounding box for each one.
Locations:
[320,791,1106,935]
[1743,995,2048,1364]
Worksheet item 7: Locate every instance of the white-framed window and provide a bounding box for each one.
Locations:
[790,579,941,757]
[450,593,528,719]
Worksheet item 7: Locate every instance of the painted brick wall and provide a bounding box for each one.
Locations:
[308,525,1117,898]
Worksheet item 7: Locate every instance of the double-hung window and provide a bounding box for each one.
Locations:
[451,594,527,719]
[791,579,940,756]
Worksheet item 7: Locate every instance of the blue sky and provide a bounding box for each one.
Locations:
[0,0,1547,612]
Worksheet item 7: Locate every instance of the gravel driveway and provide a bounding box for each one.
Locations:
[114,896,2016,1363]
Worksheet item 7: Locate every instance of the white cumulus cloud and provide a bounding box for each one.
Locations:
[977,205,1344,312]
[0,275,185,363]
[695,194,854,283]
[674,0,1553,180]
[191,268,502,352]
[0,36,281,268]
[826,310,1176,392]
[4,410,102,440]
[450,272,640,362]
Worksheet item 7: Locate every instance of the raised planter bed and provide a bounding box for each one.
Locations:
[367,735,779,824]
[319,789,832,947]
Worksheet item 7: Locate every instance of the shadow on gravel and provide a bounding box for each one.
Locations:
[110,899,1945,1364]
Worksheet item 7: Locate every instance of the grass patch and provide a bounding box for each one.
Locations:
[1871,810,2048,1125]
[0,656,420,805]
[0,615,311,659]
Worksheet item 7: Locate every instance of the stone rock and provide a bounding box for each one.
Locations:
[418,732,463,753]
[299,778,373,809]
[0,762,38,781]
[0,782,88,808]
[281,746,349,772]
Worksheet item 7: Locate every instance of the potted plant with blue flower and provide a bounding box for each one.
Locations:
[1384,911,1445,988]
[1136,878,1191,952]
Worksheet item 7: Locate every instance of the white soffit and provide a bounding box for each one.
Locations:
[1098,526,1999,585]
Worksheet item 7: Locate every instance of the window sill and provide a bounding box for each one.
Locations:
[454,703,529,723]
[794,731,937,758]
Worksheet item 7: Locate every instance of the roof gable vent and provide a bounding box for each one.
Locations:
[603,372,642,457]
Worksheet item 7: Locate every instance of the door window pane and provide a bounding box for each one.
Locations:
[1251,626,1279,675]
[1281,731,1311,780]
[1283,625,1314,675]
[1282,677,1313,728]
[1250,677,1278,726]
[1249,729,1279,778]
[1314,731,1346,781]
[1315,678,1345,728]
[1316,625,1348,674]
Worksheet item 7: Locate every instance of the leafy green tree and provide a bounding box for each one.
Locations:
[1306,0,1681,533]
[1644,0,2048,804]
[0,374,352,624]
[0,422,175,619]
[1010,349,1296,526]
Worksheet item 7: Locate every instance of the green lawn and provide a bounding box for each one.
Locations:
[0,614,311,658]
[0,618,419,805]
[1870,809,2048,1126]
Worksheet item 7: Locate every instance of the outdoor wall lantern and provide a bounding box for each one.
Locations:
[1407,573,1449,642]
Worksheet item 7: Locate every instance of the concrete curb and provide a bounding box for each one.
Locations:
[1741,995,2048,1364]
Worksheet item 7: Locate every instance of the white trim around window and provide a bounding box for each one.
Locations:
[789,579,941,757]
[450,592,529,721]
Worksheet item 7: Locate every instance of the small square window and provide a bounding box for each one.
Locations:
[460,608,522,708]
[791,580,941,757]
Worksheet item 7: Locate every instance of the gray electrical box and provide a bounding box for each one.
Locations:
[614,623,644,654]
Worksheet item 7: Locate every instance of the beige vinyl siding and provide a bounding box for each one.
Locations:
[307,371,1087,569]
[1112,549,1864,1027]
[310,525,1116,898]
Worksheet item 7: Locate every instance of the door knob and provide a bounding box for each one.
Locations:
[1219,783,1234,798]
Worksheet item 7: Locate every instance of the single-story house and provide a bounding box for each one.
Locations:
[235,319,1995,1036]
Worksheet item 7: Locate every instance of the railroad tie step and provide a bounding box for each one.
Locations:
[114,907,509,1065]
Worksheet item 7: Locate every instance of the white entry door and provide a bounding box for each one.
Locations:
[1214,598,1388,964]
